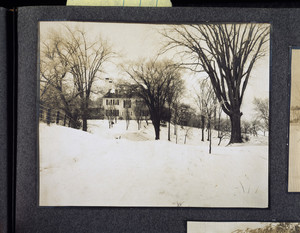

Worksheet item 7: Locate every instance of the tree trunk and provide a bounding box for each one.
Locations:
[207,121,210,141]
[209,127,212,154]
[154,121,160,140]
[82,98,89,132]
[201,115,205,141]
[229,113,243,143]
[168,120,171,141]
[82,115,88,131]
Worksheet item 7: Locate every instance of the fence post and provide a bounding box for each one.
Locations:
[46,108,51,125]
[63,114,67,126]
[68,117,71,127]
[56,111,60,124]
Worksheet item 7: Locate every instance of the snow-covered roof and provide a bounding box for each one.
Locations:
[103,88,139,99]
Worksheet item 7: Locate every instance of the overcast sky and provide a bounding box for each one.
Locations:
[40,21,270,120]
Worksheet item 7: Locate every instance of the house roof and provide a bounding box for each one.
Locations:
[103,88,139,99]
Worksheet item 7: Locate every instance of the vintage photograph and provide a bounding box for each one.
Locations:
[289,48,300,192]
[39,21,270,207]
[187,221,300,233]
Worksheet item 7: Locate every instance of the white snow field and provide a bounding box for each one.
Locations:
[39,120,268,207]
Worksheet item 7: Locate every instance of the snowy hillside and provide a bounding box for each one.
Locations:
[39,120,268,207]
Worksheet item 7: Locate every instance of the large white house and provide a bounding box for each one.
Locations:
[103,88,149,120]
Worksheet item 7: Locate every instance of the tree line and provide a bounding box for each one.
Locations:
[40,23,269,145]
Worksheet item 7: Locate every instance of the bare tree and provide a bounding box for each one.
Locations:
[194,78,208,142]
[105,105,117,129]
[195,78,219,152]
[253,97,269,135]
[217,117,231,145]
[40,33,81,128]
[41,25,114,131]
[180,104,193,144]
[124,59,183,140]
[166,77,185,141]
[134,99,148,130]
[162,23,269,143]
[201,79,218,154]
[124,100,131,130]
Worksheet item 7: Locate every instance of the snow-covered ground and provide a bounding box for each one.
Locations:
[39,120,268,207]
[289,123,300,191]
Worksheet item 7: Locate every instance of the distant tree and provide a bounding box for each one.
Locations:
[40,33,81,129]
[181,106,194,144]
[253,97,269,135]
[124,59,183,140]
[242,120,251,135]
[217,117,231,145]
[172,103,194,144]
[134,100,144,130]
[40,25,114,131]
[202,80,218,153]
[195,79,218,153]
[124,99,132,130]
[105,105,117,129]
[194,80,207,142]
[165,77,185,141]
[162,23,269,144]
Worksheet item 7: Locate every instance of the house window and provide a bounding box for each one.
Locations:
[106,109,119,116]
[106,99,108,105]
[123,100,131,108]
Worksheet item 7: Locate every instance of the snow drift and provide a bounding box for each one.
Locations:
[39,120,268,207]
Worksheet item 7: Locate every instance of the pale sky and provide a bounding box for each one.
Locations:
[40,21,270,120]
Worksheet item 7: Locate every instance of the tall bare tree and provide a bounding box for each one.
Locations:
[40,33,81,128]
[199,79,218,153]
[162,23,269,143]
[124,59,183,140]
[41,25,114,131]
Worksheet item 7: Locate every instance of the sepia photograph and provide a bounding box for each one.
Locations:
[289,48,300,192]
[38,21,270,207]
[187,221,300,233]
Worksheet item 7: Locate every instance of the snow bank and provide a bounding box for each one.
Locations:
[39,120,268,207]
